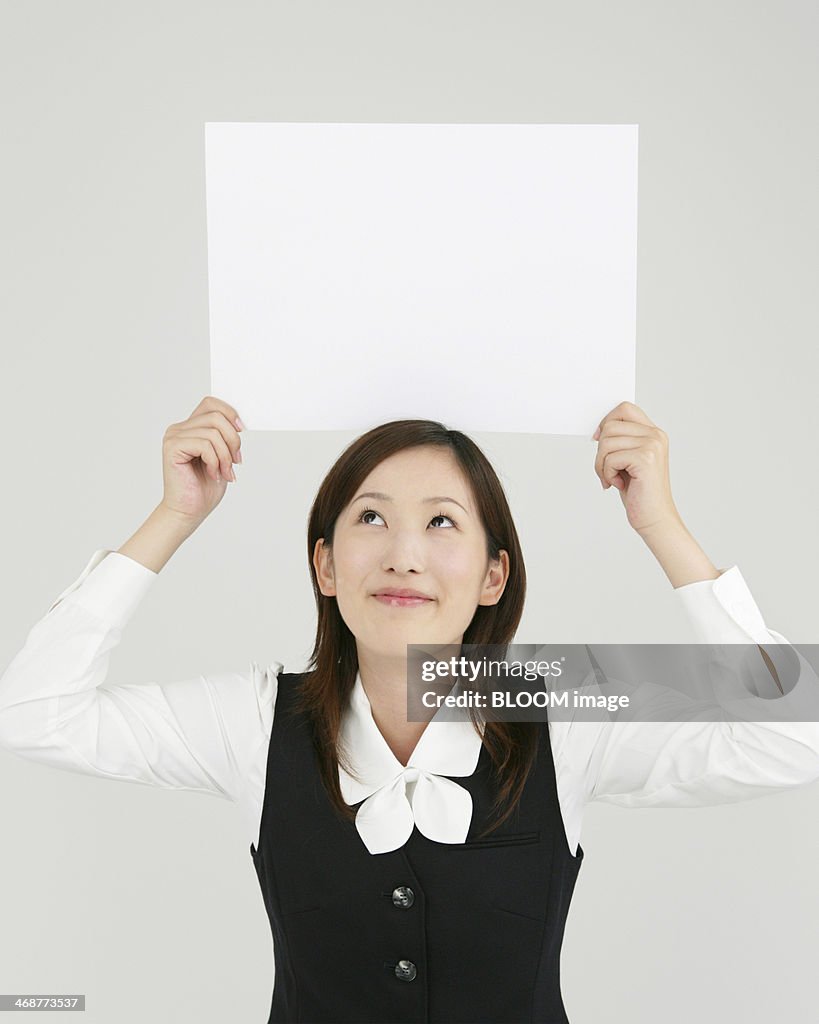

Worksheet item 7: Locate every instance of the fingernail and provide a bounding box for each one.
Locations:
[235,417,245,431]
[236,449,243,463]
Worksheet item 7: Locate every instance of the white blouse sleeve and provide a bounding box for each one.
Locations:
[551,565,819,856]
[0,549,277,803]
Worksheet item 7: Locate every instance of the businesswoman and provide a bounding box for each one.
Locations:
[1,394,817,1023]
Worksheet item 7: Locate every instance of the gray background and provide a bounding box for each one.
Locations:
[1,1,817,1021]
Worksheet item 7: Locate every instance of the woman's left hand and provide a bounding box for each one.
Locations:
[592,401,683,536]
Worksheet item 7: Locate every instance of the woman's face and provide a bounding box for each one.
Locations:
[313,446,509,660]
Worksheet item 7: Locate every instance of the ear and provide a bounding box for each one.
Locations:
[313,538,336,597]
[479,549,510,606]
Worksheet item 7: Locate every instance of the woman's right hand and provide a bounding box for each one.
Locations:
[159,395,244,525]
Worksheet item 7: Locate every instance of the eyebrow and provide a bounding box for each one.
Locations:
[351,491,470,515]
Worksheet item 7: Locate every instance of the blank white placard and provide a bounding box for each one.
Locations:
[205,122,638,435]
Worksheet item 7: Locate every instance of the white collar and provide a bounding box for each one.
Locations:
[337,672,485,855]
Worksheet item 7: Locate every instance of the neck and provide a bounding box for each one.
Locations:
[354,641,463,758]
[356,650,409,725]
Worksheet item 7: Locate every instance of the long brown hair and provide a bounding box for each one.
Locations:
[291,418,539,838]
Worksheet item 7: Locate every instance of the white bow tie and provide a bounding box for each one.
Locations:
[337,673,484,855]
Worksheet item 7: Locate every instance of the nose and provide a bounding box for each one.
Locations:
[380,530,426,575]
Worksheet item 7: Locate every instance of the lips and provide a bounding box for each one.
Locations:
[373,589,434,608]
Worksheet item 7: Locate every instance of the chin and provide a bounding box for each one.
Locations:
[364,632,440,657]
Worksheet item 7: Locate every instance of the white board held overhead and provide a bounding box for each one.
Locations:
[205,122,638,436]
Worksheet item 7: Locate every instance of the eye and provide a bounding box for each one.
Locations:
[358,507,384,526]
[358,507,457,529]
[429,512,457,528]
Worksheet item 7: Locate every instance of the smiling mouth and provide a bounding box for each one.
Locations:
[373,594,434,607]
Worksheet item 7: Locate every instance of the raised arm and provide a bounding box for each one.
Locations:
[550,569,819,861]
[0,396,263,800]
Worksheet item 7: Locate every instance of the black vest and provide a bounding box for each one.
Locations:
[250,671,585,1023]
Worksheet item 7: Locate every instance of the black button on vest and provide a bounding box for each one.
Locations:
[250,672,585,1023]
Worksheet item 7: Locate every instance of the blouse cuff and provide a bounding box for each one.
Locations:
[673,565,772,645]
[673,564,807,699]
[46,549,158,629]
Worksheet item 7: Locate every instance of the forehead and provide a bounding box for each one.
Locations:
[356,447,472,505]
